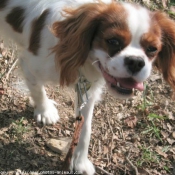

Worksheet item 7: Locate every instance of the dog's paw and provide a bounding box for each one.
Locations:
[34,99,59,125]
[70,156,95,175]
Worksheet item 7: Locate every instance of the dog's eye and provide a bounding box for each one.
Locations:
[106,38,121,46]
[147,46,157,53]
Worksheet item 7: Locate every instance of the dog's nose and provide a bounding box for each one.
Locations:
[124,56,145,74]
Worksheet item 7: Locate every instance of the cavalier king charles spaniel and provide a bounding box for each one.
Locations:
[0,0,175,174]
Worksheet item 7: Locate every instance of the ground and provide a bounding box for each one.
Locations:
[0,1,175,175]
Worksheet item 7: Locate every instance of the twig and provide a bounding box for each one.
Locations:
[61,115,84,172]
[92,139,97,153]
[107,116,114,161]
[106,153,110,166]
[5,58,18,81]
[98,140,102,153]
[96,166,113,175]
[126,150,139,175]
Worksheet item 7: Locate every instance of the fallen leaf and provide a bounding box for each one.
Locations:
[167,138,175,145]
[155,146,168,158]
[124,116,138,128]
[172,92,175,100]
[161,131,169,138]
[138,168,150,175]
[167,123,173,132]
[142,0,150,5]
[161,0,168,8]
[103,145,109,155]
[0,88,4,95]
[150,74,161,81]
[170,6,175,13]
[172,132,175,139]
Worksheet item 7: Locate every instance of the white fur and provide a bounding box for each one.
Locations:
[0,0,153,174]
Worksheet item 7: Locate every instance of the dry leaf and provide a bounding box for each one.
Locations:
[172,91,175,100]
[172,132,175,139]
[0,88,4,95]
[138,168,150,175]
[103,145,109,155]
[161,131,169,138]
[95,109,101,116]
[167,123,173,131]
[170,6,175,13]
[161,0,168,8]
[150,74,161,81]
[124,116,138,128]
[142,0,150,5]
[0,42,4,49]
[167,138,175,145]
[155,146,168,158]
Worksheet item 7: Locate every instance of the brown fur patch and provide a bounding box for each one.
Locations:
[140,21,162,59]
[0,0,9,10]
[152,11,175,90]
[93,8,131,57]
[51,2,129,86]
[6,7,25,33]
[28,9,49,55]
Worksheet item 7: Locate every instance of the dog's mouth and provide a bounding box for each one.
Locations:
[99,64,144,95]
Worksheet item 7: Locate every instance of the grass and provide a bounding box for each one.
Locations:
[142,121,162,142]
[136,82,172,173]
[137,146,160,167]
[142,113,168,142]
[10,117,30,141]
[138,84,153,111]
[148,113,168,121]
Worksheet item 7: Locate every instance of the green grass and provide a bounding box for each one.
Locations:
[141,113,168,142]
[137,146,160,167]
[148,113,168,121]
[138,83,154,111]
[137,147,170,174]
[10,117,30,141]
[142,122,162,142]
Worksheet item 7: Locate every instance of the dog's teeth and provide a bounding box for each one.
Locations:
[117,82,120,87]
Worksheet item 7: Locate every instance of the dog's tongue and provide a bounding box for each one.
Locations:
[118,78,144,91]
[100,64,144,91]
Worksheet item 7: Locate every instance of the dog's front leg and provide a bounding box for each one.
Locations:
[70,85,102,175]
[20,59,59,125]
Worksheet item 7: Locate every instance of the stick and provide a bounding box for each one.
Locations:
[126,150,139,175]
[107,115,114,162]
[5,58,18,80]
[96,166,113,175]
[61,115,84,172]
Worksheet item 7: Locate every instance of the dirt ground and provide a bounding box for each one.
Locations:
[0,40,175,175]
[0,1,175,175]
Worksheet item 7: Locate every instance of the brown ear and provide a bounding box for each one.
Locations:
[51,3,109,86]
[154,12,175,90]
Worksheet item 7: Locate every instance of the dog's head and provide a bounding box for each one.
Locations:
[52,2,175,98]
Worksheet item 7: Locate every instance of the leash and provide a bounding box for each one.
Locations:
[75,71,91,116]
[62,71,91,173]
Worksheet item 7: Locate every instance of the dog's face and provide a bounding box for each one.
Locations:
[52,2,175,97]
[91,3,162,98]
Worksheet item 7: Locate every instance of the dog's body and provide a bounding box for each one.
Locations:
[1,0,175,174]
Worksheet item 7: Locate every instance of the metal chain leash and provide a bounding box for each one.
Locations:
[75,71,91,116]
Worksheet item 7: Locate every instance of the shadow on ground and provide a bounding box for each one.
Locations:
[0,107,64,172]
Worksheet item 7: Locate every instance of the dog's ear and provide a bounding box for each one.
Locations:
[51,3,109,86]
[153,12,175,90]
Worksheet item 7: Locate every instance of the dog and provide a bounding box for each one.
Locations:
[0,0,175,174]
